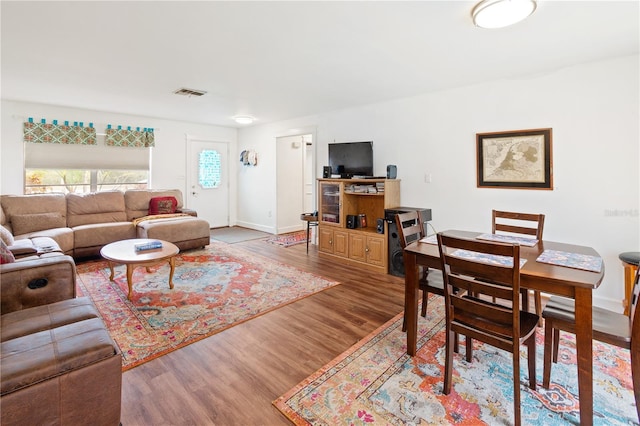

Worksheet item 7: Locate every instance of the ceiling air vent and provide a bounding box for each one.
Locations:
[174,88,207,97]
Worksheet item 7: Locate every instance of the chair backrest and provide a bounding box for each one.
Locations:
[395,211,424,249]
[492,210,545,240]
[437,232,522,353]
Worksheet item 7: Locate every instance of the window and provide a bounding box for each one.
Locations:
[25,169,148,194]
[24,133,150,194]
[198,149,221,189]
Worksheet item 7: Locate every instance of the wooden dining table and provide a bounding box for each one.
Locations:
[403,230,605,426]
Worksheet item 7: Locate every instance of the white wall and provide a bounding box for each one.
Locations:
[1,100,238,223]
[237,54,640,311]
[235,123,318,233]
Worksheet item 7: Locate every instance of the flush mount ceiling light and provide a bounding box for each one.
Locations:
[233,115,254,125]
[472,0,537,29]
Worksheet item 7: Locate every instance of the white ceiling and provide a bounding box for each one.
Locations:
[2,1,638,128]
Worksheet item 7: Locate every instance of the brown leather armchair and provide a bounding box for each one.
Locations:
[1,255,122,425]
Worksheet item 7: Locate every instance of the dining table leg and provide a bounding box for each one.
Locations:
[574,286,593,426]
[404,251,419,356]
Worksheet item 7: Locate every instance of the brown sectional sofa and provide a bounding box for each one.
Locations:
[1,256,122,425]
[1,189,211,259]
[0,189,210,425]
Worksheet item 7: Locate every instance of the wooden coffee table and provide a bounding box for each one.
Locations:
[100,239,180,300]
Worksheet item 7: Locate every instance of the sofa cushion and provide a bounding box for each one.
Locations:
[11,212,65,236]
[1,297,99,342]
[136,216,210,243]
[66,191,127,228]
[26,229,74,255]
[0,317,117,396]
[0,194,67,234]
[0,225,14,246]
[148,196,178,215]
[0,241,15,264]
[72,222,136,250]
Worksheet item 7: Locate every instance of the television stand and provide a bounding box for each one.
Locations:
[317,178,400,274]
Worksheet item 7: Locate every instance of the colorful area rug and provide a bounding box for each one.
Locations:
[275,297,637,425]
[265,230,308,247]
[76,241,339,370]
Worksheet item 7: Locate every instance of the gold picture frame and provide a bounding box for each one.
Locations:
[476,128,553,190]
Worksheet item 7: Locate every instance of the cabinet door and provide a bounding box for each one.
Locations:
[348,233,366,262]
[334,229,349,257]
[365,235,385,267]
[318,227,335,254]
[318,181,342,226]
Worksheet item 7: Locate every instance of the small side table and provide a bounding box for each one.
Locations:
[300,213,318,254]
[619,251,640,315]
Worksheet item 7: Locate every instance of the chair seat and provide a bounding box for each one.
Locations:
[543,296,631,346]
[619,251,640,266]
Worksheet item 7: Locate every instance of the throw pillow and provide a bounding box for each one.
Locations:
[0,240,15,264]
[0,224,14,246]
[11,212,65,236]
[148,196,178,215]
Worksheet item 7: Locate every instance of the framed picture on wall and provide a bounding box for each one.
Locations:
[476,128,553,190]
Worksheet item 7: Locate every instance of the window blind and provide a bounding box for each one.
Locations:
[25,135,150,170]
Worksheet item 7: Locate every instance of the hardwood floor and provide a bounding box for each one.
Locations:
[120,238,406,425]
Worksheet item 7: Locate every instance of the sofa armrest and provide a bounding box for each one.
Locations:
[1,255,76,315]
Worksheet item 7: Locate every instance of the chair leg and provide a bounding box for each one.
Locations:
[543,318,554,388]
[512,349,522,426]
[526,334,537,391]
[465,335,473,362]
[552,328,560,363]
[421,289,428,317]
[443,328,454,395]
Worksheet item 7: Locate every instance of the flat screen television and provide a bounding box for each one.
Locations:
[328,141,374,178]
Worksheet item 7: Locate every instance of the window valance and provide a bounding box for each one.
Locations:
[105,127,155,148]
[23,121,97,145]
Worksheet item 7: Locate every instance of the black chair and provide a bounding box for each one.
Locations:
[437,232,539,426]
[542,265,640,423]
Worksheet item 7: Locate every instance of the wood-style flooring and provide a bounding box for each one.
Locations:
[120,238,406,425]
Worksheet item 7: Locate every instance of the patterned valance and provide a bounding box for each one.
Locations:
[23,121,97,145]
[105,127,155,148]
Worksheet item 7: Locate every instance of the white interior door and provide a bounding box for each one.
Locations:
[187,139,229,228]
[276,134,314,234]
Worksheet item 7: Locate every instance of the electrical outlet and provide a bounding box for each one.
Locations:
[424,173,432,183]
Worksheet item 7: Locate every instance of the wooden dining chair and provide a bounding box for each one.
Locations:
[542,265,640,422]
[492,209,545,323]
[395,211,445,331]
[437,232,539,426]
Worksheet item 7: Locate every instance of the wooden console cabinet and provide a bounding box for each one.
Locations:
[317,178,400,274]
